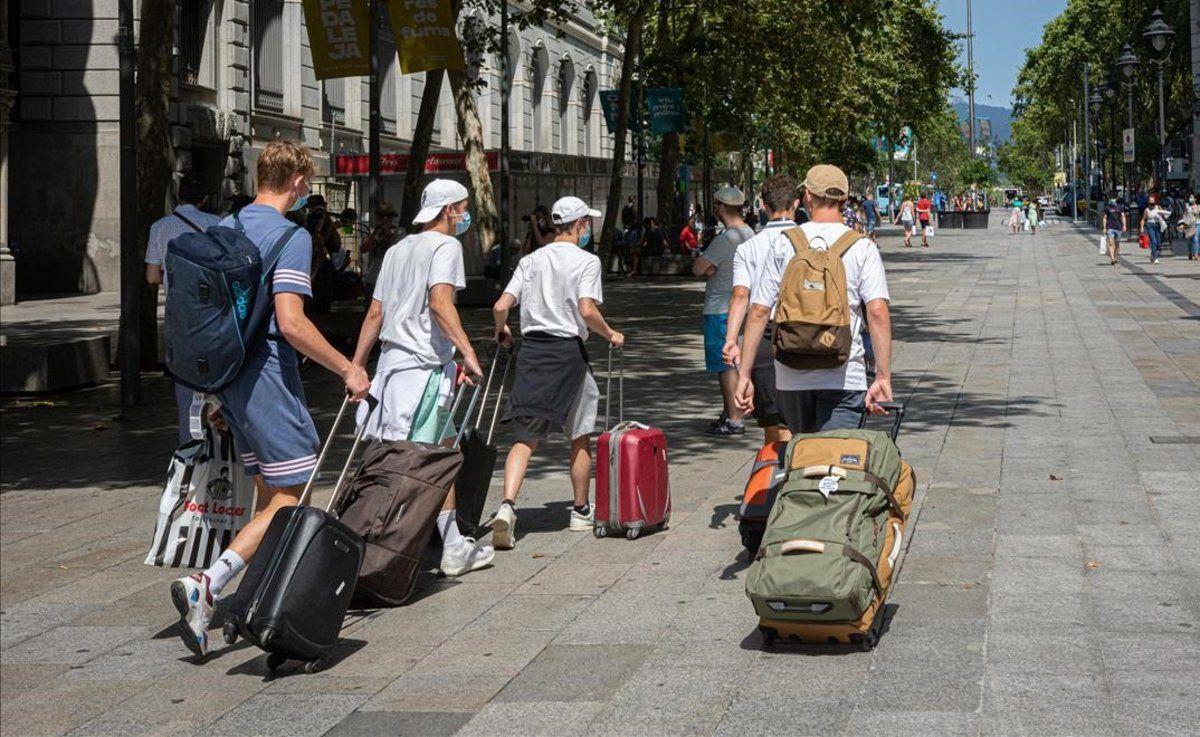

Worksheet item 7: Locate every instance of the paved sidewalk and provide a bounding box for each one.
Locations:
[2,218,1198,736]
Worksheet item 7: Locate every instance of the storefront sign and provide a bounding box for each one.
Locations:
[388,0,464,74]
[335,151,499,175]
[303,0,372,79]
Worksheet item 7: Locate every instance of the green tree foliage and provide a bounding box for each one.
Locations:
[1008,0,1192,190]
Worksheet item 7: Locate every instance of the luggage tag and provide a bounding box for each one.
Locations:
[817,475,840,499]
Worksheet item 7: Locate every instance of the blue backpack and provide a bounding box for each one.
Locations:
[164,218,300,393]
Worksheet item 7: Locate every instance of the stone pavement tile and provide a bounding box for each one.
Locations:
[896,554,990,586]
[324,710,474,737]
[470,593,597,633]
[905,521,994,557]
[203,693,368,737]
[552,592,683,646]
[714,691,853,737]
[0,601,92,650]
[556,534,668,564]
[845,710,980,737]
[1078,543,1179,572]
[61,635,196,681]
[986,630,1102,675]
[455,701,607,737]
[1110,693,1200,737]
[994,533,1080,560]
[989,558,1087,596]
[1097,631,1200,674]
[887,583,989,623]
[639,639,760,673]
[363,671,516,713]
[492,645,647,703]
[404,628,556,680]
[261,675,392,696]
[0,560,98,608]
[65,580,181,629]
[1076,522,1169,547]
[1086,569,1195,634]
[984,672,1114,737]
[0,662,70,698]
[588,665,737,737]
[1,624,147,665]
[47,528,148,570]
[0,676,147,737]
[29,563,164,606]
[512,562,632,596]
[661,589,758,644]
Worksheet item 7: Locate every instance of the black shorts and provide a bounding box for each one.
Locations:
[751,325,784,428]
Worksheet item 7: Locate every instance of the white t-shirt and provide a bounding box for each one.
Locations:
[373,230,466,369]
[752,221,889,391]
[732,219,797,318]
[503,241,603,339]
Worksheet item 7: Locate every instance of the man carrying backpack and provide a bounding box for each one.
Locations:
[144,171,221,444]
[735,164,893,432]
[169,140,371,658]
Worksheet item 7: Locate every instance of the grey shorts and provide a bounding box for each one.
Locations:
[509,372,600,443]
[776,389,865,434]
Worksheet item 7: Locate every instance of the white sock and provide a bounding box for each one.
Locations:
[204,549,245,597]
[438,510,466,551]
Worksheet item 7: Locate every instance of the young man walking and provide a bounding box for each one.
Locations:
[170,140,371,657]
[693,186,755,437]
[861,191,880,245]
[735,164,893,433]
[916,191,933,247]
[489,196,624,549]
[144,171,222,444]
[351,179,493,577]
[720,175,801,442]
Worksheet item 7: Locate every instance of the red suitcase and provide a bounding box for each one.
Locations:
[593,348,671,540]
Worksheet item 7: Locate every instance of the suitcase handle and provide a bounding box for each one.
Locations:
[297,393,376,511]
[859,400,906,442]
[604,346,624,429]
[470,344,513,445]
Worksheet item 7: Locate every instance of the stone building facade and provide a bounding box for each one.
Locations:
[9,0,627,296]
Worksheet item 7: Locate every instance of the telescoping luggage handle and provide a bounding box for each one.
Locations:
[470,344,514,445]
[299,383,478,513]
[604,345,625,430]
[858,400,906,442]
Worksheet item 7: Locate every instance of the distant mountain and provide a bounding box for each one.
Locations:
[951,99,1013,144]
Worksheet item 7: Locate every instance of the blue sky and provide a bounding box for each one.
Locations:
[935,0,1067,108]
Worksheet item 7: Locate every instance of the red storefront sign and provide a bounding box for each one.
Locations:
[334,151,499,175]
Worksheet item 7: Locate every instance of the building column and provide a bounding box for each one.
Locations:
[0,11,14,306]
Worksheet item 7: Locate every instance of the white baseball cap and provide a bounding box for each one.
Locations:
[551,196,601,225]
[714,186,746,206]
[412,179,469,224]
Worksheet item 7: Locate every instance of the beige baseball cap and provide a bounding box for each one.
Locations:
[714,185,746,206]
[802,164,850,200]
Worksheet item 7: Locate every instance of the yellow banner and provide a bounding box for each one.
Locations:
[303,0,371,79]
[388,0,464,74]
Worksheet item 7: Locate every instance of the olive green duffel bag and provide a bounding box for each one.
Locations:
[745,428,907,623]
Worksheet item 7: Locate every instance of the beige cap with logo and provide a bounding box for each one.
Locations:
[802,164,850,200]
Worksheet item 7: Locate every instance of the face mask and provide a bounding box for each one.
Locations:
[454,210,472,236]
[289,194,309,213]
[579,229,592,248]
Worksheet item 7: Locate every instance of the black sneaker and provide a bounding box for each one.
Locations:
[707,413,728,429]
[706,420,746,437]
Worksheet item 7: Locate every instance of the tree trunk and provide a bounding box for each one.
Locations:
[448,69,499,254]
[400,70,444,226]
[656,132,680,234]
[600,2,648,262]
[135,0,176,370]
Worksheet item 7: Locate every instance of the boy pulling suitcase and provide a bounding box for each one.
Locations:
[169,141,370,657]
[489,196,625,549]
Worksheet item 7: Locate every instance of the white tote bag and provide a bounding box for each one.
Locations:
[1099,234,1107,254]
[145,428,255,569]
[924,225,935,237]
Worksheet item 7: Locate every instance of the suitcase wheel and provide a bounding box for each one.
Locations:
[222,621,238,646]
[260,627,276,648]
[266,652,287,672]
[626,527,640,540]
[759,626,778,647]
[593,525,608,538]
[303,658,324,675]
[849,632,878,651]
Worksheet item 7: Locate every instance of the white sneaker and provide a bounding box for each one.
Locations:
[569,505,594,531]
[490,504,517,550]
[1152,259,1161,264]
[440,538,495,577]
[170,573,214,657]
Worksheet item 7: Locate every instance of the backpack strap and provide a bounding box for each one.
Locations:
[828,229,861,259]
[260,225,302,285]
[174,211,204,232]
[782,227,809,254]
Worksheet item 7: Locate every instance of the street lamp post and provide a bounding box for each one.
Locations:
[1143,8,1175,190]
[1115,43,1140,196]
[1089,88,1104,203]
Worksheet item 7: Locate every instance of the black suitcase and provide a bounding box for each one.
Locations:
[454,346,512,538]
[221,397,368,673]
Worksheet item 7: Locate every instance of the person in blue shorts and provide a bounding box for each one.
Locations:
[170,140,371,658]
[693,186,755,437]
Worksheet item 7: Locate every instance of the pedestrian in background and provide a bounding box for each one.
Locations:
[1184,194,1199,261]
[896,194,917,247]
[144,171,222,444]
[916,191,932,247]
[861,191,880,245]
[693,186,754,437]
[1026,198,1039,235]
[1103,194,1127,267]
[1141,195,1168,265]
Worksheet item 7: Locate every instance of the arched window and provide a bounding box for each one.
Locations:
[528,43,550,152]
[558,56,576,156]
[581,66,598,157]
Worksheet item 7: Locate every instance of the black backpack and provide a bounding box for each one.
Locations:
[164,217,300,393]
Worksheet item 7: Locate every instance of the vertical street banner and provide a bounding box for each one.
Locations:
[303,0,372,79]
[388,0,464,74]
[1122,128,1135,163]
[645,87,685,135]
[599,90,641,135]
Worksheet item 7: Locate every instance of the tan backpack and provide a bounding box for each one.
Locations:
[772,227,860,370]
